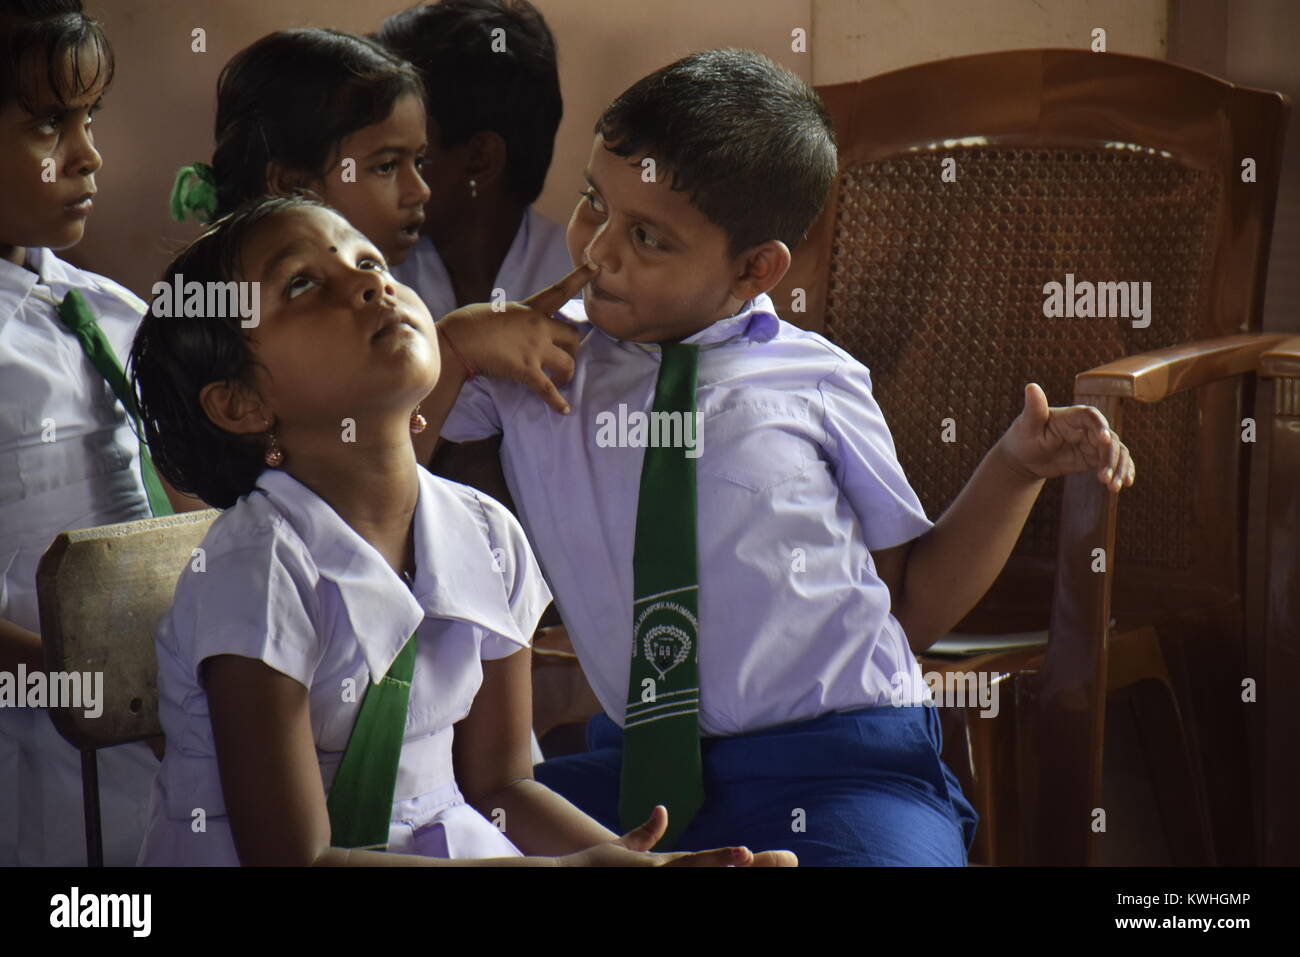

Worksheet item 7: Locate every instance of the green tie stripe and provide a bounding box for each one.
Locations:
[620,342,704,851]
[55,289,173,518]
[326,632,418,850]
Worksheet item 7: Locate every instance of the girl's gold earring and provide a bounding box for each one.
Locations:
[409,403,427,435]
[264,427,284,467]
[468,178,477,199]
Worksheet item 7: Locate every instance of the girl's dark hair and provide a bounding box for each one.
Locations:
[209,28,423,219]
[128,195,328,510]
[377,0,561,206]
[596,48,838,257]
[0,0,113,112]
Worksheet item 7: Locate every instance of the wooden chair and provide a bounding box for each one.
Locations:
[36,509,218,867]
[532,625,603,744]
[773,49,1291,864]
[33,504,587,862]
[1254,336,1300,864]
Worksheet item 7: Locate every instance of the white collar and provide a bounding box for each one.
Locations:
[255,465,528,682]
[682,293,781,347]
[558,291,781,353]
[0,247,54,332]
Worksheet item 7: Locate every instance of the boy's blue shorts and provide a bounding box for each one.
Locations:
[535,703,979,866]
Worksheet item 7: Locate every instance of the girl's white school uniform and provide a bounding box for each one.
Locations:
[0,246,159,866]
[137,465,551,865]
[393,206,571,767]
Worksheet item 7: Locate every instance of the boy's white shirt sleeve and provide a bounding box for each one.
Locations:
[817,360,935,551]
[441,375,504,443]
[174,520,322,688]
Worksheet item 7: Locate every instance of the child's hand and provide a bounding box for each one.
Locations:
[438,264,596,414]
[996,383,1136,493]
[556,805,798,867]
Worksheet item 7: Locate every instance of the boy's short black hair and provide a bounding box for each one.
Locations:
[596,48,837,257]
[0,0,113,113]
[210,29,423,219]
[129,195,327,510]
[377,0,562,206]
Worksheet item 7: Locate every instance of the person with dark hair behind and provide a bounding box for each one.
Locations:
[377,0,570,318]
[378,2,576,758]
[0,0,201,867]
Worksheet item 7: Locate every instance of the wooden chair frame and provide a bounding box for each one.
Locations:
[772,49,1291,864]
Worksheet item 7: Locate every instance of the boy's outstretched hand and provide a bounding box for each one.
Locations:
[996,383,1136,493]
[556,806,798,867]
[437,263,597,414]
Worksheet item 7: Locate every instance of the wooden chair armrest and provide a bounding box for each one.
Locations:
[1074,333,1291,402]
[1260,335,1300,379]
[1035,332,1286,862]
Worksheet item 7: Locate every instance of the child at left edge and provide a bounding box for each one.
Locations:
[0,0,206,868]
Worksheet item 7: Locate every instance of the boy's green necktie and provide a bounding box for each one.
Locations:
[620,341,704,851]
[55,289,173,518]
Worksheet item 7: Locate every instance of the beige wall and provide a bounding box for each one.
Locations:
[811,0,1165,84]
[70,0,812,294]
[69,0,1287,304]
[1220,0,1300,335]
[522,0,813,241]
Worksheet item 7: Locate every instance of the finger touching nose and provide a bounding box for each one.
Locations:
[584,221,617,272]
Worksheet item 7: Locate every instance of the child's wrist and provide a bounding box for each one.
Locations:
[990,439,1043,485]
[436,322,477,380]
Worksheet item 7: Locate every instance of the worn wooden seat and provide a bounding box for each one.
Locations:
[36,509,218,866]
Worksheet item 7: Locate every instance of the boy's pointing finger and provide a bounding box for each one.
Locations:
[522,262,598,316]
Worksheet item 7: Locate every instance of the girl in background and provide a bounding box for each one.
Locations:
[171,28,430,267]
[170,25,560,764]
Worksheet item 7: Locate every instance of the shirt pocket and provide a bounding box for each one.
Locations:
[696,396,817,492]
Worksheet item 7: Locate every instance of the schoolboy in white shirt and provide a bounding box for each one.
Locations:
[439,49,1137,864]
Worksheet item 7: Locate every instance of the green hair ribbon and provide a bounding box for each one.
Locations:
[169,162,219,223]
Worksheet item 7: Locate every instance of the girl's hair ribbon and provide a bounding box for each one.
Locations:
[169,162,219,224]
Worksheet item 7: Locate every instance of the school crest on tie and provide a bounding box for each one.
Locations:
[634,600,697,680]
